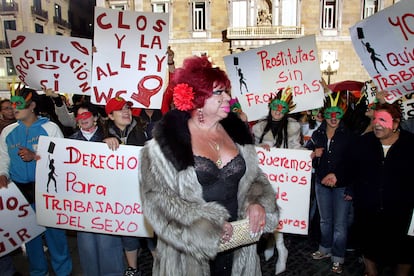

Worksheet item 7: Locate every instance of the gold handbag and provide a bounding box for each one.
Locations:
[218,218,261,252]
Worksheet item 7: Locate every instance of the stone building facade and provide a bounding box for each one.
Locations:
[0,0,400,95]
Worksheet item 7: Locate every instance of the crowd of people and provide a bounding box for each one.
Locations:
[0,50,413,276]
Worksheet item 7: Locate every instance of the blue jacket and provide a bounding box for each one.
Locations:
[306,120,355,189]
[0,117,63,183]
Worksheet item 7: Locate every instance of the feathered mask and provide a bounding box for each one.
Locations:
[229,98,242,114]
[269,87,296,114]
[10,81,32,110]
[324,92,347,119]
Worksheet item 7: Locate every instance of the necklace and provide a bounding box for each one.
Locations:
[208,140,222,167]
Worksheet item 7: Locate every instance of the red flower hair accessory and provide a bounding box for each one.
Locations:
[173,83,195,111]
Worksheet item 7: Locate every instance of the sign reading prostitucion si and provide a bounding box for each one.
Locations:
[6,30,92,95]
[224,35,324,122]
[257,148,312,235]
[92,7,169,109]
[350,0,414,103]
[35,136,153,237]
[0,182,45,257]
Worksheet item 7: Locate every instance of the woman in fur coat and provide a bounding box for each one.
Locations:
[139,56,279,276]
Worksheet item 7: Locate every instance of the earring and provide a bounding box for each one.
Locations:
[392,128,397,133]
[197,108,204,123]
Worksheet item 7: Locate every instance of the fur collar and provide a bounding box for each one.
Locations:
[153,109,253,171]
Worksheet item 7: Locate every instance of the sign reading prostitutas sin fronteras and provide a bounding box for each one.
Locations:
[92,7,169,109]
[350,0,414,103]
[223,35,324,122]
[35,136,153,237]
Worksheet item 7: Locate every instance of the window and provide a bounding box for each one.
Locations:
[230,0,299,28]
[6,57,16,76]
[192,2,206,31]
[4,20,16,47]
[321,0,337,30]
[111,5,127,10]
[54,4,62,19]
[35,23,44,33]
[363,0,380,19]
[152,2,168,13]
[232,0,248,27]
[33,0,42,11]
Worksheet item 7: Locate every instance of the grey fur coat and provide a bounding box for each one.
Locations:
[139,110,279,276]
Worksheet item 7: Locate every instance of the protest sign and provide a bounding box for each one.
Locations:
[0,182,45,257]
[257,147,312,234]
[6,30,92,95]
[92,7,169,109]
[224,35,324,122]
[397,93,414,120]
[350,0,414,103]
[35,136,153,237]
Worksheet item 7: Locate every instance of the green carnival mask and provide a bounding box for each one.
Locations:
[269,99,289,114]
[324,106,344,119]
[11,95,28,110]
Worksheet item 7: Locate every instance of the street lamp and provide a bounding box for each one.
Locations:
[320,52,340,84]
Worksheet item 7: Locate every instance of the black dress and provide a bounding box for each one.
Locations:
[195,153,246,276]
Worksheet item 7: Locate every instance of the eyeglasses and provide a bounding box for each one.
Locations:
[1,106,13,111]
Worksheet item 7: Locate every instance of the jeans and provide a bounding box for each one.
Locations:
[25,227,72,276]
[0,255,16,276]
[315,182,351,264]
[77,232,125,276]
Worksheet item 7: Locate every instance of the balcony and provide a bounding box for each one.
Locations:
[227,25,304,39]
[31,6,48,21]
[53,16,71,30]
[0,41,11,55]
[0,1,18,16]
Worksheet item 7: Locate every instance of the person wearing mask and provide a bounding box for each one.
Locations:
[138,55,279,275]
[104,96,147,276]
[347,103,414,276]
[0,87,72,276]
[252,87,303,274]
[307,92,355,274]
[69,103,125,276]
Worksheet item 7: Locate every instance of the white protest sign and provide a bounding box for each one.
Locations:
[35,136,153,237]
[257,147,312,234]
[350,0,414,103]
[0,182,45,257]
[224,35,324,122]
[92,7,169,109]
[6,30,92,95]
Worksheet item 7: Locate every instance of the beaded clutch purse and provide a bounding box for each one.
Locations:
[218,218,261,252]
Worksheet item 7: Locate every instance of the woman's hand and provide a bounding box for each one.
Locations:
[246,203,266,237]
[321,173,337,187]
[0,175,9,189]
[259,144,271,151]
[18,146,36,162]
[104,137,120,151]
[312,147,324,158]
[220,221,233,243]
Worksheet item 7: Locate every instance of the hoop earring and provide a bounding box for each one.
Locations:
[197,108,204,124]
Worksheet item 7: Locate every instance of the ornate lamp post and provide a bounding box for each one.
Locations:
[320,52,340,84]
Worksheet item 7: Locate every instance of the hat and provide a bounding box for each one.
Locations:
[105,97,133,115]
